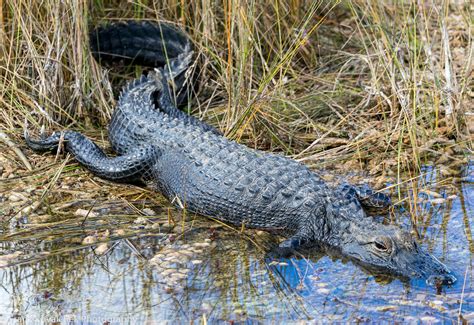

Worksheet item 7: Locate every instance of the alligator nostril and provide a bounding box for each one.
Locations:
[426,274,457,287]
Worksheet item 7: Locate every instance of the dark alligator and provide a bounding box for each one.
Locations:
[25,21,455,286]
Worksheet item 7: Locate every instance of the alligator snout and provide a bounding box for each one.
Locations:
[383,240,457,287]
[405,249,456,286]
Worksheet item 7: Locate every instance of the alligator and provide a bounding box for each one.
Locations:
[25,21,455,286]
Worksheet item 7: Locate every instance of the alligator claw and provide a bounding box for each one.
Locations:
[40,124,46,140]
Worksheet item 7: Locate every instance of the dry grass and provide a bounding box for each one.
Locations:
[0,1,472,221]
[1,1,472,159]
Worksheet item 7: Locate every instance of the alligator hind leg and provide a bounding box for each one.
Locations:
[340,183,391,210]
[25,130,160,182]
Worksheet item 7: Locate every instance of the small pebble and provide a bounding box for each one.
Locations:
[114,229,126,236]
[316,288,330,294]
[201,302,212,313]
[171,272,187,280]
[420,190,442,198]
[82,235,96,245]
[95,243,108,255]
[419,316,438,323]
[25,187,35,194]
[142,208,155,216]
[180,250,194,257]
[177,268,189,275]
[161,269,174,277]
[74,209,98,218]
[375,305,398,312]
[191,259,203,265]
[99,229,110,240]
[20,205,33,215]
[429,198,446,205]
[134,217,148,224]
[150,255,161,264]
[8,193,22,202]
[160,262,173,269]
[160,225,174,232]
[163,255,178,262]
[416,294,427,301]
[193,242,211,248]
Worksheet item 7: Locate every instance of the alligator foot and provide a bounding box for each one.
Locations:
[25,127,160,182]
[266,235,310,258]
[340,183,391,210]
[267,246,295,259]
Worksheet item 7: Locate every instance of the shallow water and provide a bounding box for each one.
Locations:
[0,163,472,323]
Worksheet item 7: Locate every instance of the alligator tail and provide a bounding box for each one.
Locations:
[90,21,193,68]
[90,21,196,106]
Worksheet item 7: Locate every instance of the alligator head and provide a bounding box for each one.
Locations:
[326,203,456,286]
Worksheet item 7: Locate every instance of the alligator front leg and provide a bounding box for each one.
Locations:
[25,130,160,182]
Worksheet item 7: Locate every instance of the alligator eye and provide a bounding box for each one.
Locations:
[374,241,388,251]
[373,237,392,253]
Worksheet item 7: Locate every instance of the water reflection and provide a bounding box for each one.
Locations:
[0,163,472,323]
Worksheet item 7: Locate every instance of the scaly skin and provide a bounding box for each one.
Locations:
[25,21,455,286]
